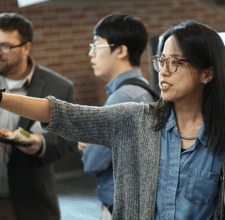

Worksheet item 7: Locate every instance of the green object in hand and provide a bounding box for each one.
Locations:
[20,128,30,138]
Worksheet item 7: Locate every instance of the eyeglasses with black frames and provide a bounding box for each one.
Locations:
[0,41,28,54]
[152,55,189,74]
[89,43,115,53]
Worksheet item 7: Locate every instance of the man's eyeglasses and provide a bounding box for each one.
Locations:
[0,41,28,54]
[89,43,115,53]
[152,55,189,74]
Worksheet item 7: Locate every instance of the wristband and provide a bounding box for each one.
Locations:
[0,88,6,103]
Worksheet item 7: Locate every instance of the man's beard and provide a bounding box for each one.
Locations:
[0,59,10,76]
[0,58,21,77]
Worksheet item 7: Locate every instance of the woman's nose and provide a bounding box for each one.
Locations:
[159,63,170,77]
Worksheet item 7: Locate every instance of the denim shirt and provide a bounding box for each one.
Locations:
[155,108,222,220]
[82,68,154,205]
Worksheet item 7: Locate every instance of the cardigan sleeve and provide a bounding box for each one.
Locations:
[41,96,143,149]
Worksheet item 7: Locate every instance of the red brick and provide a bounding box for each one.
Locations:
[3,0,225,105]
[44,31,60,37]
[56,22,72,28]
[55,7,72,13]
[70,14,86,20]
[34,24,45,29]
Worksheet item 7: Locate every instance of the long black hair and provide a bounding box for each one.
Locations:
[151,20,225,154]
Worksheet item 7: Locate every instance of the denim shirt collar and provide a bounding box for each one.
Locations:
[106,68,142,97]
[166,107,208,146]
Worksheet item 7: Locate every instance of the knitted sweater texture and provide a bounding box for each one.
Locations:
[43,96,223,220]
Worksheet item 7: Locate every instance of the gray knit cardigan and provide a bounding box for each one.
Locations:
[43,96,224,220]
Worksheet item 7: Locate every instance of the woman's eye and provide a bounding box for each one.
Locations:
[170,59,178,65]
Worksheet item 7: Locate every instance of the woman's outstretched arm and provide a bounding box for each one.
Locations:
[0,92,51,123]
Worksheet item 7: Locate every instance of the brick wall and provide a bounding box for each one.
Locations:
[1,0,225,105]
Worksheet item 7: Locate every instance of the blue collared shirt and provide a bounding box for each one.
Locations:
[82,68,154,205]
[155,108,222,220]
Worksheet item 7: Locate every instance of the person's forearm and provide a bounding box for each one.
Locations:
[0,93,51,123]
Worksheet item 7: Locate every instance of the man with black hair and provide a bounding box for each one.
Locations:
[0,13,76,220]
[78,14,154,220]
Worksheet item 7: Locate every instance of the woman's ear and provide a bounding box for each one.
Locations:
[202,66,214,84]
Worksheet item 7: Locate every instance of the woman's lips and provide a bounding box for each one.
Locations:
[160,82,172,90]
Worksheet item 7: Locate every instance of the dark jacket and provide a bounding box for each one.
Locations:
[8,64,76,220]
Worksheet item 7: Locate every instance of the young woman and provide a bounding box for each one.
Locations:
[0,20,224,219]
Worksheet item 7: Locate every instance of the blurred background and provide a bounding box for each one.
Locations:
[1,0,225,219]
